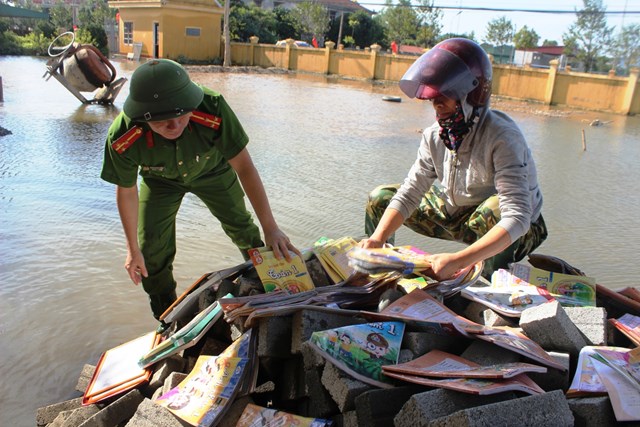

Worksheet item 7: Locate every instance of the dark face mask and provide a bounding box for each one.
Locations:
[437,102,478,152]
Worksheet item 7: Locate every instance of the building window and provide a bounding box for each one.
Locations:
[123,21,133,45]
[186,27,201,37]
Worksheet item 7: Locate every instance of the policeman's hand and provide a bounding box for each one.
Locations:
[264,228,300,262]
[427,253,465,281]
[124,250,148,285]
[358,238,384,249]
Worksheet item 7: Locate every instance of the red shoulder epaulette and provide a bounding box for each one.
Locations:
[190,110,222,130]
[112,126,145,154]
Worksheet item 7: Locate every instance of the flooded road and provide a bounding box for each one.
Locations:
[1,56,639,424]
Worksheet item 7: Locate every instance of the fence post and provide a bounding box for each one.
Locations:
[622,67,639,115]
[544,59,559,105]
[370,44,381,81]
[324,41,335,75]
[284,38,295,71]
[249,36,259,67]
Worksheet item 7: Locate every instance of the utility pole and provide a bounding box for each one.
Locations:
[223,0,231,66]
[336,11,344,48]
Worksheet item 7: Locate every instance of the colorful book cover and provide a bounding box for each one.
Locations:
[248,247,315,294]
[382,349,547,379]
[236,404,332,427]
[509,263,596,307]
[309,321,405,388]
[609,314,640,347]
[347,246,430,275]
[313,236,358,283]
[589,356,640,421]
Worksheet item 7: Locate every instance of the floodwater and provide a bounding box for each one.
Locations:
[1,55,639,424]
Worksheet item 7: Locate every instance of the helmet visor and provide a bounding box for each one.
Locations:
[399,48,478,101]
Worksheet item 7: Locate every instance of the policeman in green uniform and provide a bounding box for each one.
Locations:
[101,59,299,320]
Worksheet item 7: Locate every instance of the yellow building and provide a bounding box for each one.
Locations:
[108,0,223,61]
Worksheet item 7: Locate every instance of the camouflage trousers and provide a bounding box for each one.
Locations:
[364,184,548,278]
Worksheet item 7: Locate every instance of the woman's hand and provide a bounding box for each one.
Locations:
[264,228,300,261]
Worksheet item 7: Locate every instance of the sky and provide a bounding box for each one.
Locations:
[359,0,640,45]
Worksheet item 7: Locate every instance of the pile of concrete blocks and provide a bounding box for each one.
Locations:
[36,263,632,427]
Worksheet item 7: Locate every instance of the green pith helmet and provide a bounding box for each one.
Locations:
[123,59,204,122]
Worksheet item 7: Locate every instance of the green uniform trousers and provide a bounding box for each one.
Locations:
[138,165,263,319]
[364,184,548,278]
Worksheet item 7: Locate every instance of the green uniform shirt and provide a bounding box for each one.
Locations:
[101,86,249,187]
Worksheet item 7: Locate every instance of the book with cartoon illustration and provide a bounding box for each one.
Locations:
[309,321,405,388]
[609,313,640,347]
[248,247,315,294]
[588,349,640,421]
[155,330,256,426]
[235,403,332,427]
[347,245,431,275]
[382,349,547,379]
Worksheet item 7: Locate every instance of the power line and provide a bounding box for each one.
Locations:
[358,3,640,14]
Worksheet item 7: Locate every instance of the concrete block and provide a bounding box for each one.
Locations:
[354,385,425,427]
[528,351,571,392]
[160,372,188,396]
[301,367,339,418]
[306,255,332,288]
[257,315,293,358]
[124,398,187,427]
[332,410,358,427]
[398,348,414,364]
[568,396,617,427]
[464,301,490,324]
[277,356,306,401]
[75,364,96,393]
[429,389,574,427]
[218,395,254,427]
[53,404,100,427]
[146,355,187,396]
[564,306,607,345]
[291,308,366,354]
[321,362,371,412]
[401,331,468,357]
[519,301,588,355]
[197,335,232,356]
[460,339,521,366]
[300,341,326,370]
[37,397,83,426]
[483,309,518,328]
[394,388,515,427]
[78,389,145,427]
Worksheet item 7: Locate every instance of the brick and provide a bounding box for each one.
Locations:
[52,404,100,427]
[124,398,186,427]
[321,362,371,412]
[257,316,293,358]
[519,301,588,355]
[145,355,187,397]
[463,301,491,324]
[218,395,254,427]
[460,339,521,366]
[277,356,306,401]
[394,388,515,427]
[37,397,83,426]
[528,351,571,392]
[429,389,574,427]
[332,410,358,427]
[355,385,425,427]
[300,341,326,370]
[568,396,618,427]
[401,331,468,357]
[75,364,96,393]
[300,367,339,418]
[483,309,518,328]
[291,309,365,354]
[161,372,188,396]
[306,255,332,288]
[78,389,145,427]
[564,307,607,345]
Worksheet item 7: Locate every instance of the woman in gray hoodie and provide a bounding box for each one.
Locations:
[362,38,547,280]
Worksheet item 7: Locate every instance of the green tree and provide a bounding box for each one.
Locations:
[438,31,476,43]
[290,1,330,42]
[611,23,640,75]
[77,0,115,28]
[345,10,384,49]
[563,0,612,72]
[229,2,278,43]
[274,7,299,41]
[415,0,442,47]
[49,0,73,33]
[379,0,420,45]
[542,39,558,46]
[513,25,539,49]
[484,16,514,63]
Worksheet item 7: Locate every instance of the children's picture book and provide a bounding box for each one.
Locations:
[347,245,431,275]
[155,330,255,426]
[567,346,624,397]
[248,247,315,293]
[309,321,405,388]
[609,313,640,347]
[82,331,159,405]
[382,349,547,379]
[590,347,640,391]
[422,260,484,298]
[509,263,596,307]
[384,371,544,396]
[235,403,333,427]
[139,300,224,368]
[313,236,358,283]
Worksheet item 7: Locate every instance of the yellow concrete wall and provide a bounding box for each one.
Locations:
[492,66,549,103]
[552,73,628,112]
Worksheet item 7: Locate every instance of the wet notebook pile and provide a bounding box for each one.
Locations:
[36,240,640,427]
